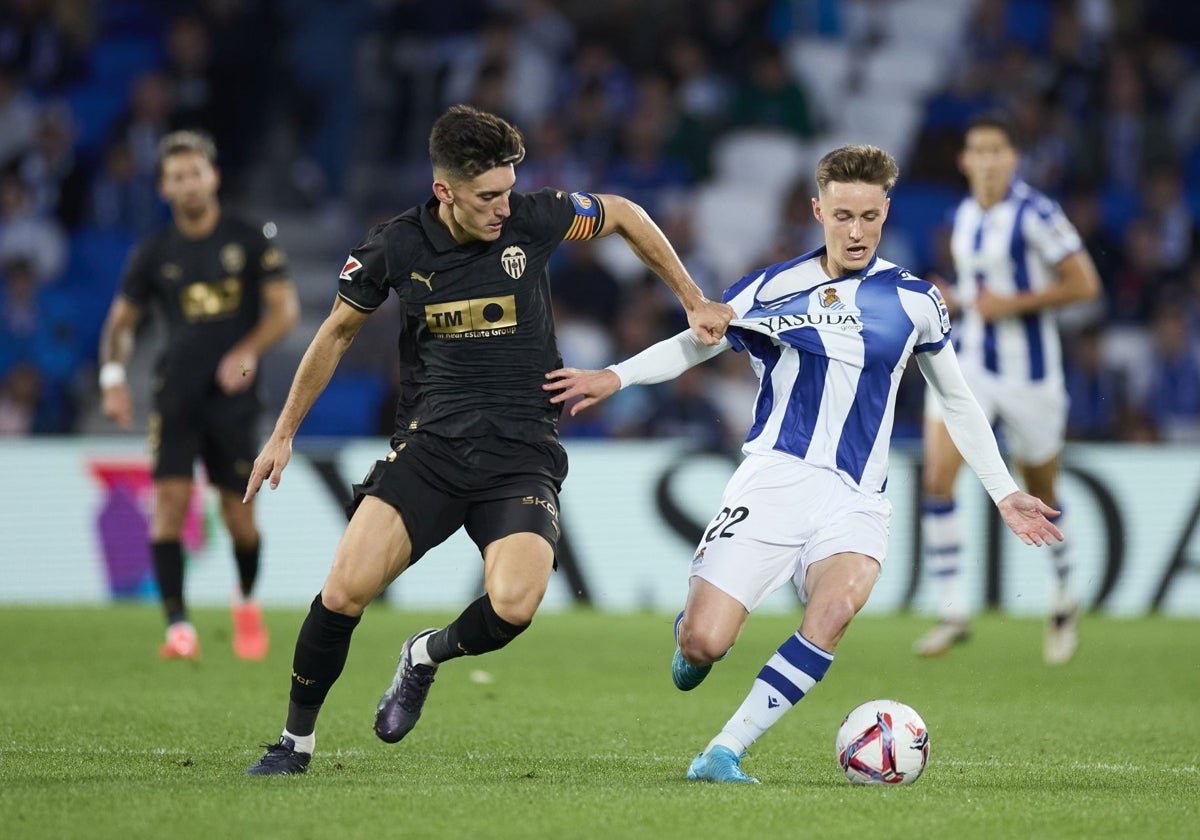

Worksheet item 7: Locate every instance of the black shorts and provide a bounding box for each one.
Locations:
[348,432,567,563]
[151,384,260,493]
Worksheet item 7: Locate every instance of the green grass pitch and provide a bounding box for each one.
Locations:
[1,606,1196,839]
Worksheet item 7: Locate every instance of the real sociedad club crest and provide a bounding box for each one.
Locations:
[820,287,847,310]
[501,246,527,279]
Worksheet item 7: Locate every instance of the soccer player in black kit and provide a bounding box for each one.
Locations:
[98,130,299,662]
[243,104,733,775]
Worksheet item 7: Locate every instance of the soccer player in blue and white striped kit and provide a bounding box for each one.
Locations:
[913,114,1100,664]
[545,144,1064,784]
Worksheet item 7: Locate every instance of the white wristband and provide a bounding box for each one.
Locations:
[99,362,127,389]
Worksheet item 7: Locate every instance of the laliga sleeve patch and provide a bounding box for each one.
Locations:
[339,255,363,281]
[927,285,951,335]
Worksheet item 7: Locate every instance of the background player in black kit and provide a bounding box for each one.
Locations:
[98,130,300,662]
[243,104,733,775]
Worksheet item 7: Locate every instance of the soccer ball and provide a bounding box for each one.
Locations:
[835,699,930,785]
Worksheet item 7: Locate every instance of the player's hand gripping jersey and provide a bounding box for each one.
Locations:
[337,188,603,444]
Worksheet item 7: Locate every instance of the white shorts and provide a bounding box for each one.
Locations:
[924,361,1067,465]
[689,452,891,612]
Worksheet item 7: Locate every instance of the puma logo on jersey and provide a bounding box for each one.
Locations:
[410,270,435,291]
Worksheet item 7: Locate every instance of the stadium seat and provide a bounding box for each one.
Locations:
[65,228,136,292]
[298,371,387,438]
[861,43,949,103]
[883,183,959,270]
[693,181,784,282]
[885,0,975,54]
[89,37,163,88]
[710,129,814,194]
[66,85,128,160]
[785,36,851,129]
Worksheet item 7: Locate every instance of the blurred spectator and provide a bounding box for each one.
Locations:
[14,103,89,229]
[197,0,284,188]
[552,237,622,328]
[1138,164,1197,273]
[88,136,163,236]
[517,116,597,193]
[1141,296,1200,442]
[628,364,727,449]
[663,33,731,126]
[0,361,40,435]
[164,15,218,141]
[0,255,79,431]
[727,41,819,138]
[1045,0,1105,120]
[0,172,67,283]
[1075,47,1176,191]
[600,75,692,218]
[110,71,173,179]
[1062,186,1122,295]
[1107,217,1181,324]
[762,175,824,265]
[1010,93,1076,194]
[443,9,569,130]
[0,63,38,169]
[0,0,90,92]
[1064,321,1128,441]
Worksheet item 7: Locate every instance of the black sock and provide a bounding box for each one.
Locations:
[234,539,261,599]
[286,594,362,736]
[151,540,186,625]
[426,594,529,663]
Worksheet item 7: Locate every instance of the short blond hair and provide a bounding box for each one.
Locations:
[156,130,217,179]
[815,145,899,193]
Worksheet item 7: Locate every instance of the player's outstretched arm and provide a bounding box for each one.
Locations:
[544,368,621,416]
[545,328,729,415]
[244,297,368,502]
[592,193,733,345]
[997,491,1063,547]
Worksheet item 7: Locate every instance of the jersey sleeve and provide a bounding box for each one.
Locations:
[336,223,391,313]
[256,223,289,284]
[515,187,605,243]
[900,277,952,353]
[117,241,154,308]
[1022,194,1083,266]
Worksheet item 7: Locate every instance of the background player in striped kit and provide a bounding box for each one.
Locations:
[545,144,1063,783]
[913,113,1101,664]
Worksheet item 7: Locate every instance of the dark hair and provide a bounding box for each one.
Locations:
[429,104,525,181]
[156,129,217,179]
[965,111,1017,147]
[815,144,899,193]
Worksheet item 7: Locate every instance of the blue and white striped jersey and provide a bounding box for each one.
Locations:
[949,178,1082,385]
[724,247,951,495]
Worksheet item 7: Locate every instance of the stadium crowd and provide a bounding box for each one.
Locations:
[1,0,1198,446]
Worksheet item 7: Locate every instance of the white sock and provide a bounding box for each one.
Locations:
[715,633,834,753]
[924,500,968,622]
[283,729,315,754]
[1048,511,1073,612]
[410,632,435,667]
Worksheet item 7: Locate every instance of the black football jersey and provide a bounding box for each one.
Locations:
[338,188,604,443]
[119,213,289,386]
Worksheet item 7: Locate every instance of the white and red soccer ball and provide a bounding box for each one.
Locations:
[836,699,930,785]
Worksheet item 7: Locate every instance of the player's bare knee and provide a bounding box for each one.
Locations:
[486,588,543,625]
[678,627,726,665]
[318,587,368,617]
